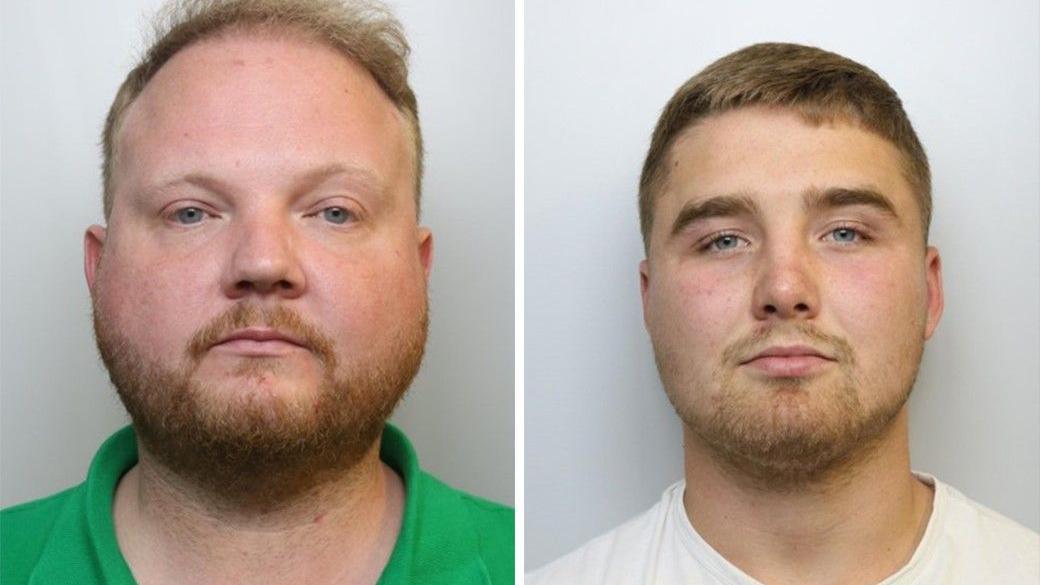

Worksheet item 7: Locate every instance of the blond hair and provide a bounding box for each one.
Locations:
[639,42,931,250]
[101,0,421,219]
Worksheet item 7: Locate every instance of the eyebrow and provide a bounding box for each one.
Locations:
[141,162,383,201]
[291,163,382,195]
[803,186,900,221]
[669,185,901,238]
[670,193,761,237]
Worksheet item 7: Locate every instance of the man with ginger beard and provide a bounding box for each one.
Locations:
[0,1,512,584]
[529,43,1038,585]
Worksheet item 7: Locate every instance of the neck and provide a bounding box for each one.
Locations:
[682,406,933,585]
[113,433,404,585]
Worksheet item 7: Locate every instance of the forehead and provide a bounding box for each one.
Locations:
[112,31,411,206]
[659,107,915,218]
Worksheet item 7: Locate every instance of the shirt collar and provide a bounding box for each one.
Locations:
[38,423,485,585]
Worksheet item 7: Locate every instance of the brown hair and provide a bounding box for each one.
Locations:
[638,42,931,250]
[101,0,421,219]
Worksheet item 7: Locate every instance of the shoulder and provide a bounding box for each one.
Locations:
[415,470,514,582]
[456,485,515,551]
[927,478,1039,581]
[527,484,679,585]
[1,485,83,584]
[380,424,514,582]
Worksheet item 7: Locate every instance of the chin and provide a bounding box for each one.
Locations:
[193,374,324,415]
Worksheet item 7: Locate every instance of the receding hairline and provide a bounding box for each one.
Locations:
[107,24,419,211]
[102,0,423,221]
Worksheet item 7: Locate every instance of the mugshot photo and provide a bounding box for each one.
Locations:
[2,0,513,583]
[525,0,1038,583]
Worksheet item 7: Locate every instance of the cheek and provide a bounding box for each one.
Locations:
[825,257,928,373]
[309,244,426,351]
[678,280,731,339]
[828,264,891,327]
[649,266,746,356]
[96,249,218,359]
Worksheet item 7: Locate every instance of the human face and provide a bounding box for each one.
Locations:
[84,32,432,499]
[640,107,943,486]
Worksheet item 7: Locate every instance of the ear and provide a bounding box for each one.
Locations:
[639,258,651,326]
[84,225,107,293]
[923,246,944,339]
[417,226,433,281]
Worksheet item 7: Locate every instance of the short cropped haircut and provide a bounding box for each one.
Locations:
[638,42,931,251]
[101,0,422,219]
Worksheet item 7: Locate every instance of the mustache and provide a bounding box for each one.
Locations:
[721,321,855,366]
[186,304,336,365]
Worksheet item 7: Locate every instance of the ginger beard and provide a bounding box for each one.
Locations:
[654,321,923,489]
[93,299,427,508]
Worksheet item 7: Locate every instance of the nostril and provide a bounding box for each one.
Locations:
[233,279,294,294]
[794,302,810,312]
[764,305,778,314]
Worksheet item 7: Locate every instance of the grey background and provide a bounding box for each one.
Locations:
[526,0,1039,569]
[1,0,513,507]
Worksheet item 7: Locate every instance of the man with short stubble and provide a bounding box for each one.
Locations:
[530,43,1038,585]
[0,1,512,584]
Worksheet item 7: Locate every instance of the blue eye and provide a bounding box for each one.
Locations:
[829,227,860,243]
[174,207,206,225]
[322,207,354,224]
[706,234,746,251]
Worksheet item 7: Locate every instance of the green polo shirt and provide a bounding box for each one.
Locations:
[1,425,513,584]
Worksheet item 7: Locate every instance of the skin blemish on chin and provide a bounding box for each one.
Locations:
[313,513,324,524]
[232,58,245,66]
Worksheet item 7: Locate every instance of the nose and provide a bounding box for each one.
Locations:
[751,244,820,321]
[221,214,306,300]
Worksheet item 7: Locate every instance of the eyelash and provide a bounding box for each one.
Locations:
[166,204,216,226]
[698,231,747,253]
[308,204,360,226]
[826,223,871,244]
[697,224,871,253]
[163,204,360,226]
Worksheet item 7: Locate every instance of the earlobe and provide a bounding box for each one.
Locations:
[923,246,944,339]
[84,225,107,292]
[417,227,433,281]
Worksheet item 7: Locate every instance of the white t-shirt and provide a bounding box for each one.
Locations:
[528,474,1039,584]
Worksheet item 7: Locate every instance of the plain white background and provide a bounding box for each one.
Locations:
[526,0,1039,570]
[0,0,514,507]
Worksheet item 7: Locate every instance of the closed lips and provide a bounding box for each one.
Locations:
[742,345,833,363]
[215,328,308,348]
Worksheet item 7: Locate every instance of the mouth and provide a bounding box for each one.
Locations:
[739,345,835,377]
[210,327,309,356]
